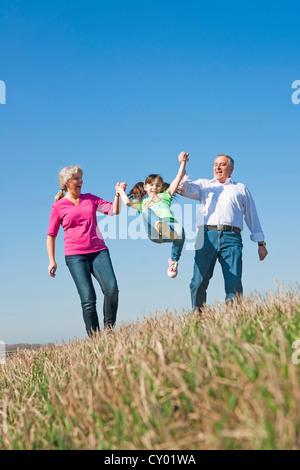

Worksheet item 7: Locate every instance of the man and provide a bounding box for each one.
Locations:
[178,153,268,312]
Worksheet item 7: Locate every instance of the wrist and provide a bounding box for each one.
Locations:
[258,241,266,247]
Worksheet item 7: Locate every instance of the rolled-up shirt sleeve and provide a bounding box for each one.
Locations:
[243,188,265,242]
[47,205,61,237]
[96,198,113,215]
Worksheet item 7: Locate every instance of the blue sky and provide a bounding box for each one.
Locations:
[0,0,299,344]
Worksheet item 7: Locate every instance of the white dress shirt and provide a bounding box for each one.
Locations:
[178,174,264,242]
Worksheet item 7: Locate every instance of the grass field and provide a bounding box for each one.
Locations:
[1,286,300,450]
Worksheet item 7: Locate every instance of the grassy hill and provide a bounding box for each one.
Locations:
[0,287,300,450]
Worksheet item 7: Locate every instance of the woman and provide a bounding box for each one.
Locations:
[47,165,124,336]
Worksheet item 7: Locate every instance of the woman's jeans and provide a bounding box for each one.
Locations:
[191,228,243,311]
[142,209,185,262]
[65,249,118,336]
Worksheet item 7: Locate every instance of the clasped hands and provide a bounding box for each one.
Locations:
[115,182,127,196]
[178,151,189,163]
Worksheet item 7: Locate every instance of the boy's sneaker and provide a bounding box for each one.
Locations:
[155,220,177,240]
[167,258,178,278]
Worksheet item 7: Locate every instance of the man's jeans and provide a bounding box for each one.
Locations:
[142,208,185,262]
[191,228,243,311]
[65,249,118,336]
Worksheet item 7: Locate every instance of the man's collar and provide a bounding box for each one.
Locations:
[210,177,233,185]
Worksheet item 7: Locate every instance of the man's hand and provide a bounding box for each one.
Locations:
[178,151,189,163]
[258,245,268,261]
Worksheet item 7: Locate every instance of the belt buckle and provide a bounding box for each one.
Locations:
[217,225,223,231]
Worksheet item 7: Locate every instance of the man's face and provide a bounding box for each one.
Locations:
[213,156,233,183]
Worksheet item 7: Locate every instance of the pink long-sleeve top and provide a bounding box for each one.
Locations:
[47,193,113,255]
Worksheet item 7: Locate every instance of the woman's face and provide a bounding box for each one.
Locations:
[66,171,83,196]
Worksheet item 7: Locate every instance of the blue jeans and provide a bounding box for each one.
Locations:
[65,249,118,336]
[190,228,243,311]
[142,209,185,262]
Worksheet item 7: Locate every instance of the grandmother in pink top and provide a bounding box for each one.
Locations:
[47,165,125,336]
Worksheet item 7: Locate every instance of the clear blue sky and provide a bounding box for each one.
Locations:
[1,0,299,344]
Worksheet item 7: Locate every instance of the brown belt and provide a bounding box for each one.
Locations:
[204,225,241,233]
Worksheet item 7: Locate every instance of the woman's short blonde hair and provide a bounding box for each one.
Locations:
[54,165,83,202]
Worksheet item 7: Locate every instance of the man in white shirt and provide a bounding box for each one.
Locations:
[178,153,268,313]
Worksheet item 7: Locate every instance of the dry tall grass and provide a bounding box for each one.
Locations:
[1,286,300,450]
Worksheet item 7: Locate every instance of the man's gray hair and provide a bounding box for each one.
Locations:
[218,154,234,167]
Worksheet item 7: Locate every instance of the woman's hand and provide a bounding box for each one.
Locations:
[113,182,127,215]
[115,182,127,194]
[48,261,57,278]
